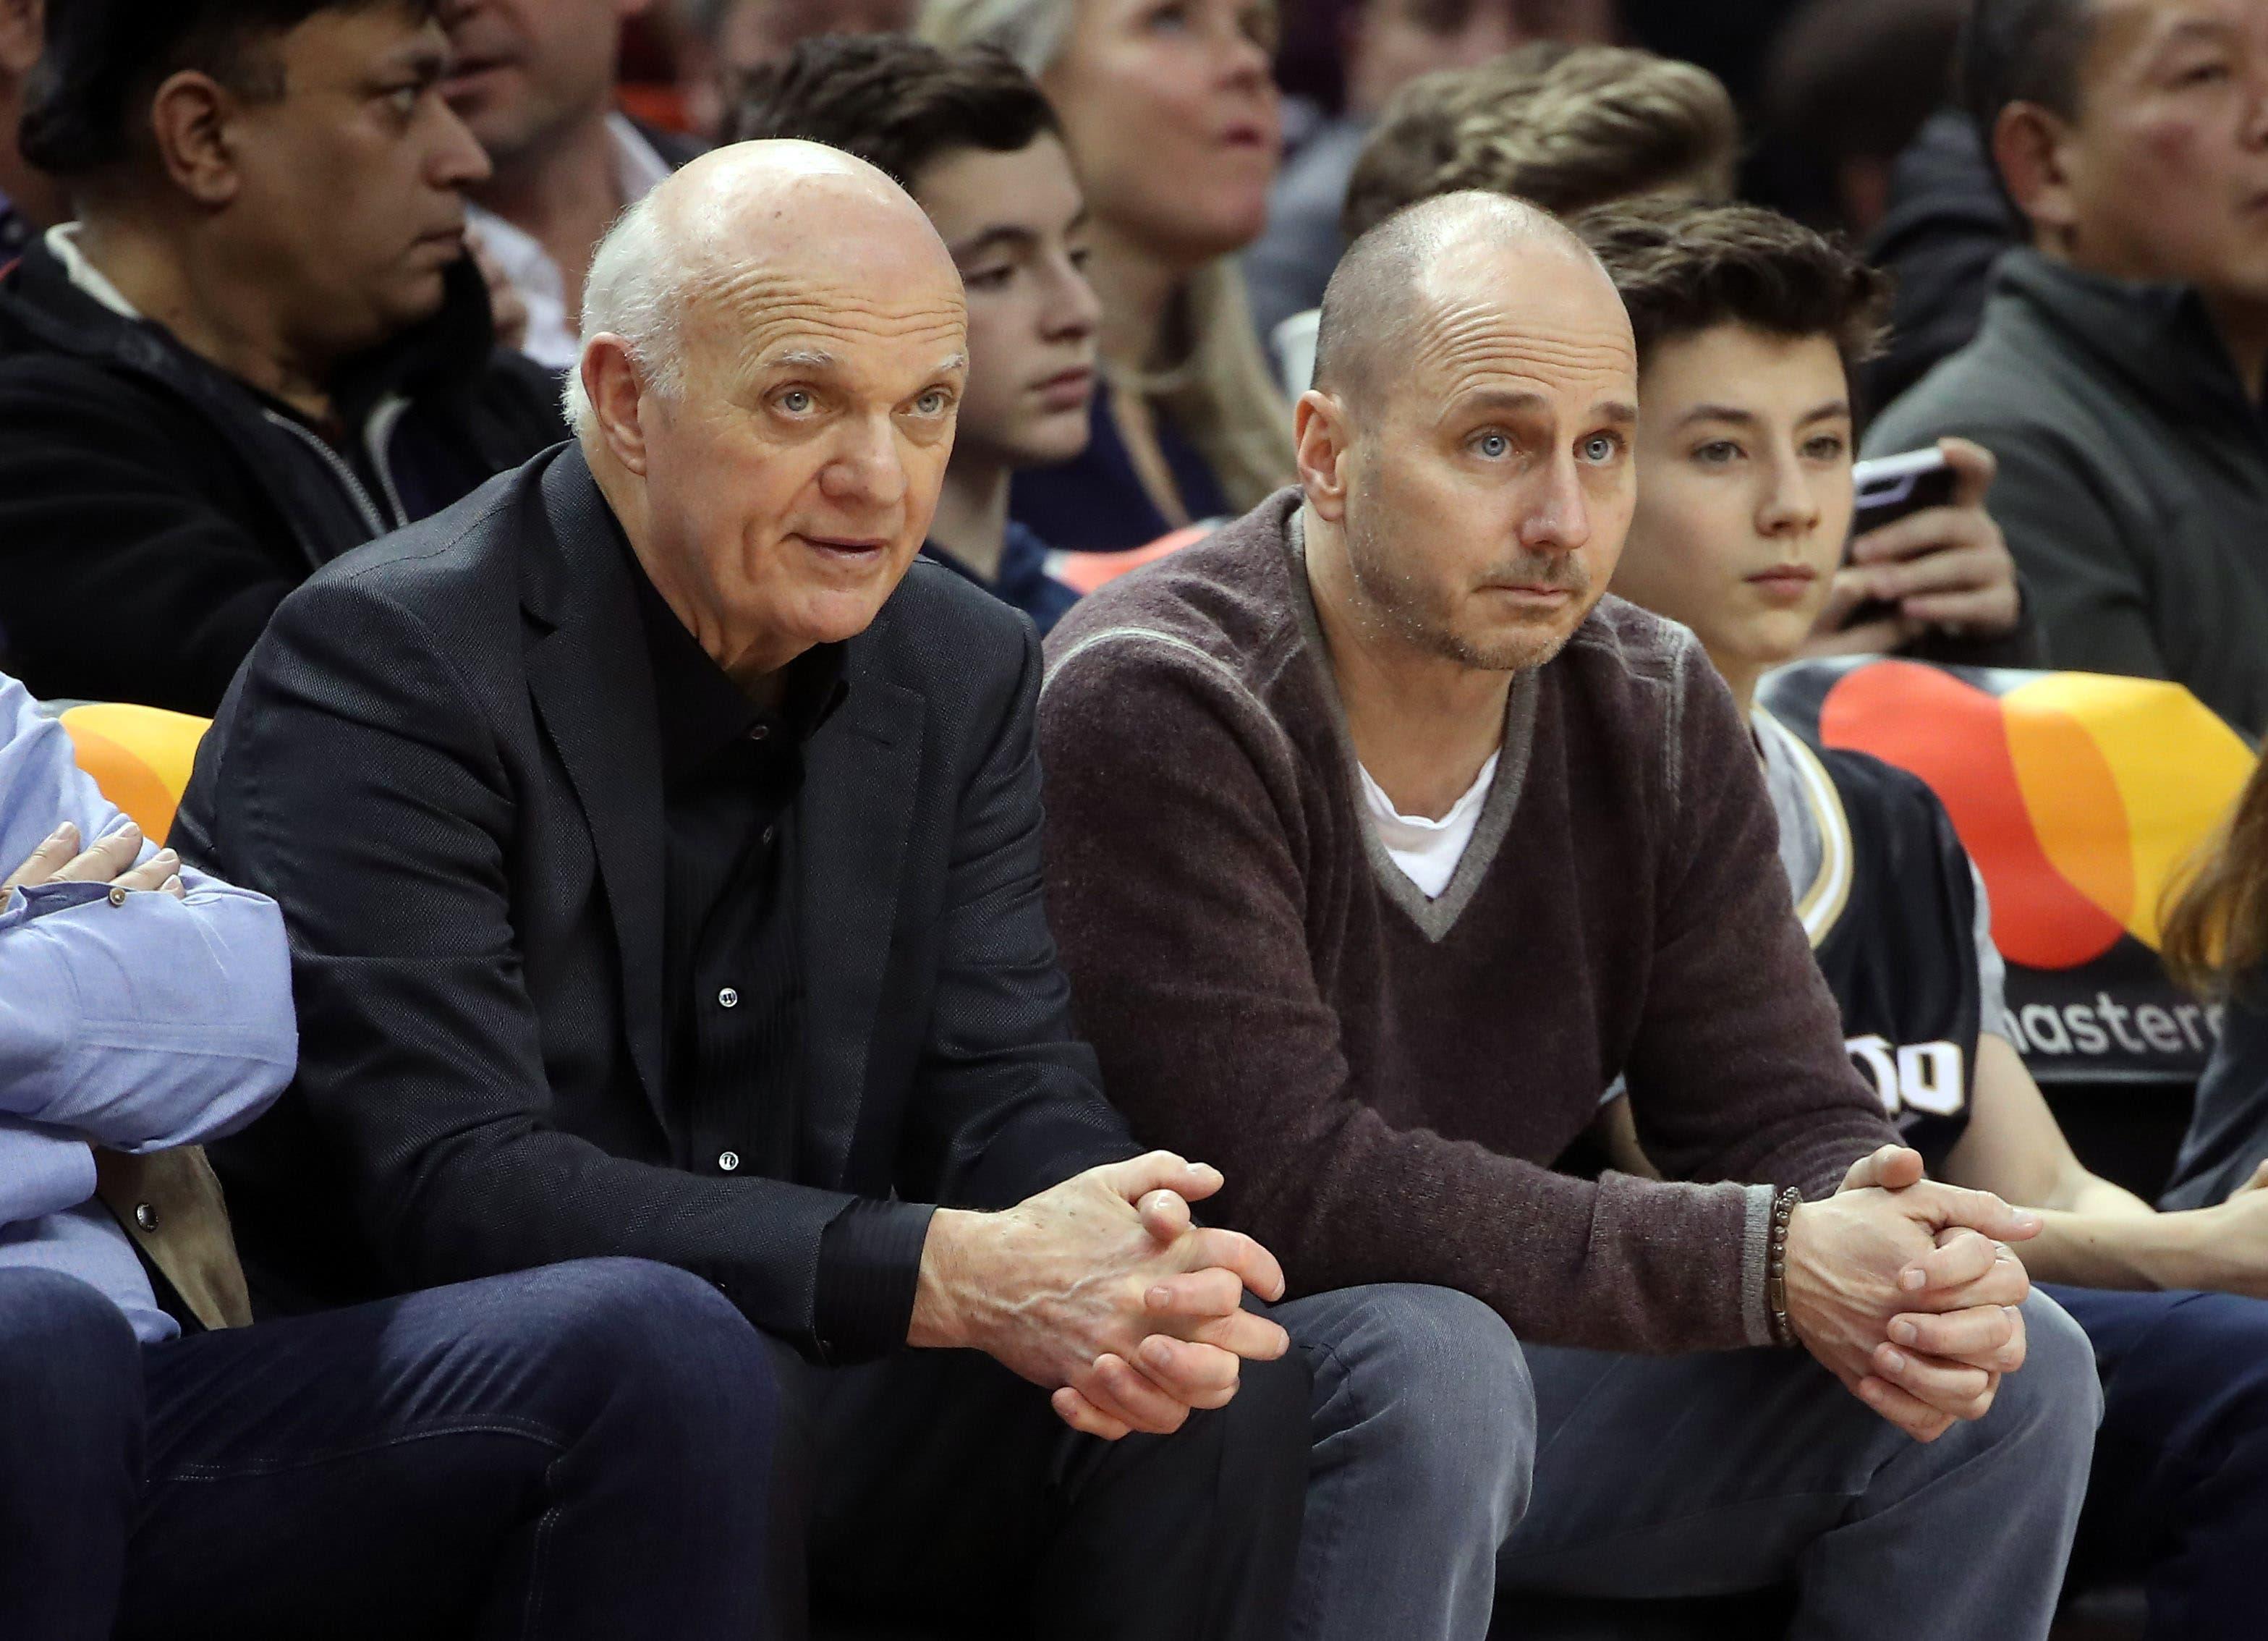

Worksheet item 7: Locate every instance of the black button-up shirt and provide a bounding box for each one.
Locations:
[627,548,928,1358]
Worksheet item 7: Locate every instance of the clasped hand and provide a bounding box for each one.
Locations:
[3,820,184,899]
[909,1151,1291,1441]
[1786,1144,2039,1443]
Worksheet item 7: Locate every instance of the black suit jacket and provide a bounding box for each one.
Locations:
[175,443,1138,1357]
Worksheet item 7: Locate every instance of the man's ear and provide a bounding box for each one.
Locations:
[147,71,245,208]
[583,334,653,476]
[1295,388,1354,525]
[1992,101,2079,243]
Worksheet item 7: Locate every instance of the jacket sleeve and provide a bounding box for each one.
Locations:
[899,621,1141,1209]
[0,362,300,713]
[813,621,1143,1359]
[1866,405,2165,680]
[1040,635,1862,1355]
[195,577,900,1356]
[1618,643,1903,1199]
[0,677,295,1151]
[0,1116,96,1229]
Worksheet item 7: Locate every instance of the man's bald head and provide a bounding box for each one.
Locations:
[1312,191,1618,417]
[567,137,962,433]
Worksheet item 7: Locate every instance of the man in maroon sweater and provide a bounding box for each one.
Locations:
[1039,192,2099,1640]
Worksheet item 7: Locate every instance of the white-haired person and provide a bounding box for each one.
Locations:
[920,0,1296,551]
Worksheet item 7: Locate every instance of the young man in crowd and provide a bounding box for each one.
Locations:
[671,0,912,138]
[178,139,1513,1637]
[1867,0,2268,733]
[1589,194,2268,1641]
[1243,0,1578,345]
[0,0,59,255]
[1038,188,2098,1640]
[0,669,782,1640]
[731,34,1091,631]
[0,0,564,714]
[1304,39,2038,673]
[443,0,702,370]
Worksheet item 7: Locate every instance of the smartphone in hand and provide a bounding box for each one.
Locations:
[1843,448,1957,629]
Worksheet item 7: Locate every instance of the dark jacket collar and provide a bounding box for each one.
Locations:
[1995,247,2266,431]
[0,234,504,431]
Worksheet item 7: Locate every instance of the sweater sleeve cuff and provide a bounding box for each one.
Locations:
[1738,1182,1778,1349]
[814,1199,935,1364]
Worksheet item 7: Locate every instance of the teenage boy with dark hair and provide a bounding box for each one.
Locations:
[1868,0,2268,733]
[0,0,564,714]
[1589,194,2268,1641]
[731,33,1092,630]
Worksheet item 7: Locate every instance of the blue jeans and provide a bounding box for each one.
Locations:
[2049,1284,2268,1641]
[1281,1287,2102,1641]
[0,1258,779,1640]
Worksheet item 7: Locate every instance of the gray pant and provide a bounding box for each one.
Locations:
[1280,1287,2102,1641]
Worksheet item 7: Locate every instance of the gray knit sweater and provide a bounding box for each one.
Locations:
[1038,491,1898,1354]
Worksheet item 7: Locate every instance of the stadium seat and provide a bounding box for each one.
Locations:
[35,699,210,842]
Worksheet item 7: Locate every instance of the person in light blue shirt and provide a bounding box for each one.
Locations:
[0,666,779,1639]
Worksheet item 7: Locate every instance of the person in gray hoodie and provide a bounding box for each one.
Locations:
[1866,0,2268,733]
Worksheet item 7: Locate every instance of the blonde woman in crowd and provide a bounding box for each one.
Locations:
[922,0,1296,550]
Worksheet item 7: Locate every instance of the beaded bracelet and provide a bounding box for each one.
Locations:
[1765,1185,1803,1348]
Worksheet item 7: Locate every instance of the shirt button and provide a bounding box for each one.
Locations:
[718,1151,740,1172]
[748,724,770,742]
[760,826,777,847]
[107,886,127,907]
[134,1203,158,1232]
[718,986,739,1009]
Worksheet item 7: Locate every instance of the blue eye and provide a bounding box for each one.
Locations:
[1474,431,1511,459]
[778,389,814,415]
[1581,434,1619,463]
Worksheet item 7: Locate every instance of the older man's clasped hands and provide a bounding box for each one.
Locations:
[1786,1142,2039,1441]
[911,1152,1291,1441]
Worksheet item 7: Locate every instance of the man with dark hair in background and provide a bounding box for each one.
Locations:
[443,0,705,370]
[1243,0,1607,346]
[1867,0,2268,734]
[0,0,61,255]
[0,0,564,713]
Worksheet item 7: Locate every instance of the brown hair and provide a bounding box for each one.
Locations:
[729,34,1058,192]
[1341,42,1741,242]
[1575,195,1893,376]
[2162,751,2268,999]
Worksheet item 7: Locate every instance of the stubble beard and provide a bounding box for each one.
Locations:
[1342,503,1592,675]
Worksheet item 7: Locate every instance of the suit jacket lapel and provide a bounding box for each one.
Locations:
[520,448,671,1132]
[798,669,925,1188]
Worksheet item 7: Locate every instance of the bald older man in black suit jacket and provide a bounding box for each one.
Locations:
[174,141,1313,1640]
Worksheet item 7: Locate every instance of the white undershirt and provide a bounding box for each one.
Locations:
[1358,752,1500,899]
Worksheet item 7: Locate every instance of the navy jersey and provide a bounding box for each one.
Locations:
[1757,712,1995,1174]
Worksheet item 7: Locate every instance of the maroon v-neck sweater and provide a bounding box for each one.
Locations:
[1038,491,1897,1354]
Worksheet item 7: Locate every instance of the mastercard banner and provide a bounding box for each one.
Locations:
[1758,658,2257,1085]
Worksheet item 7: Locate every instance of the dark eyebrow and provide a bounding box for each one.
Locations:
[1677,399,1851,428]
[1596,399,1640,428]
[950,225,1038,260]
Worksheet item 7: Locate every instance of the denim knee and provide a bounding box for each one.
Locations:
[1309,1284,1536,1525]
[1988,1291,2103,1472]
[509,1257,781,1457]
[0,1267,140,1427]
